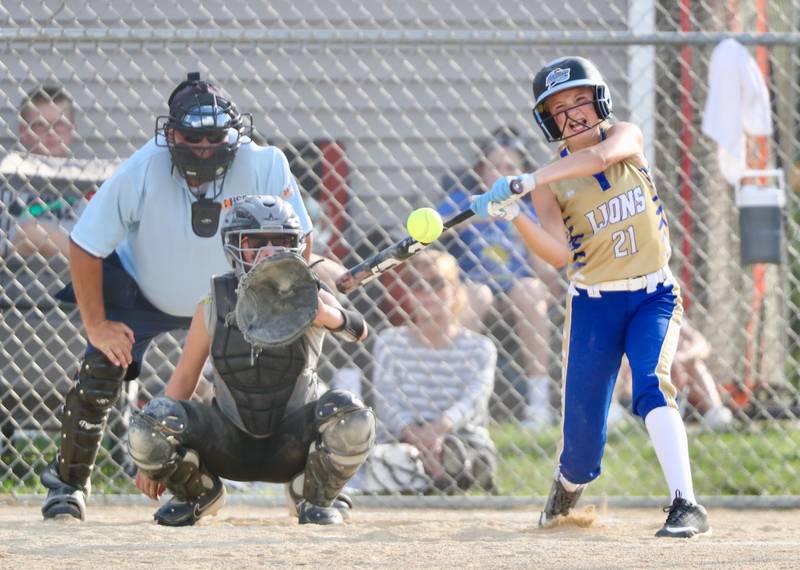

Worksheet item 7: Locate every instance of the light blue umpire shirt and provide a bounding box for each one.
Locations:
[70,135,312,317]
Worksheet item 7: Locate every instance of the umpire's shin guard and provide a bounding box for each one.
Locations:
[56,353,126,490]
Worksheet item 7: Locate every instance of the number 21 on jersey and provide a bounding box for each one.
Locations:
[612,225,638,258]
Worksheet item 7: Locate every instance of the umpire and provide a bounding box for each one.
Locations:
[40,73,313,521]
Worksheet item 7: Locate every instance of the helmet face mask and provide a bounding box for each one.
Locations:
[531,57,613,142]
[220,195,306,275]
[155,75,253,185]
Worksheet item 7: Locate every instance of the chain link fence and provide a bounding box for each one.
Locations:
[1,1,799,502]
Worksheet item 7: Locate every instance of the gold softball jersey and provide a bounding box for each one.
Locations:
[546,136,671,284]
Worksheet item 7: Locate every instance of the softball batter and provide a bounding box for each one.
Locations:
[472,56,710,538]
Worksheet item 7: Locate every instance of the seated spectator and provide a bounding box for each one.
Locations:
[2,85,92,258]
[0,85,116,460]
[17,84,75,158]
[612,318,733,430]
[364,250,498,493]
[437,126,558,430]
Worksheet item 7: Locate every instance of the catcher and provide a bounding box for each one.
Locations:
[127,195,374,526]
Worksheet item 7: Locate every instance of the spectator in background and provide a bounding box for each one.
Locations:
[17,85,76,158]
[2,85,87,259]
[370,250,497,492]
[0,85,96,459]
[303,194,336,258]
[437,126,558,431]
[613,318,733,430]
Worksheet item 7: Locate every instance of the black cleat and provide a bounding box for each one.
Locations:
[286,477,352,520]
[539,477,584,527]
[655,494,711,538]
[440,434,471,478]
[41,461,87,521]
[297,500,344,525]
[154,476,226,527]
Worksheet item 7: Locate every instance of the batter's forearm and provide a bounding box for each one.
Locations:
[514,215,569,269]
[534,148,608,187]
[534,124,642,186]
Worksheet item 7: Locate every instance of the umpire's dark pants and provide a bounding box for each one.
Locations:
[57,252,193,380]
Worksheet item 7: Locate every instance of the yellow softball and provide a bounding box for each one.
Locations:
[406,207,444,244]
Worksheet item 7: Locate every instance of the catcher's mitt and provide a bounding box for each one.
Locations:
[234,251,320,348]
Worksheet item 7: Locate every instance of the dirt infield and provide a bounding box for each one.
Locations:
[1,503,798,569]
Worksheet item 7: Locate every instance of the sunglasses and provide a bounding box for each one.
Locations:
[181,131,228,144]
[243,234,299,250]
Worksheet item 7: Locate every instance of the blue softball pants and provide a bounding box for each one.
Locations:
[557,278,682,485]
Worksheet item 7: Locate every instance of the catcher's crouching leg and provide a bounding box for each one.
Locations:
[300,390,375,525]
[127,397,225,527]
[41,353,125,521]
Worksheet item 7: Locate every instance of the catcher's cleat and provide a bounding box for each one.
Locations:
[655,494,711,538]
[154,476,226,527]
[539,477,584,527]
[286,476,353,520]
[41,460,88,521]
[297,500,344,525]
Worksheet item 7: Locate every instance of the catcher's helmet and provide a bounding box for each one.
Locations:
[531,57,612,142]
[156,72,253,185]
[220,195,306,274]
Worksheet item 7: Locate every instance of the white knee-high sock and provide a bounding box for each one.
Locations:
[644,406,697,504]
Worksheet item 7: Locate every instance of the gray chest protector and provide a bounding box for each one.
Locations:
[210,273,312,437]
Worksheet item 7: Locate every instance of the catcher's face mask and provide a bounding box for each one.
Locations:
[225,229,304,274]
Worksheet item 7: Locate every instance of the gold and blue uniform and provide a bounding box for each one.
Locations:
[548,129,682,484]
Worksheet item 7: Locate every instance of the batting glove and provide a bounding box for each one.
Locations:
[487,200,520,221]
[488,176,515,202]
[470,176,515,218]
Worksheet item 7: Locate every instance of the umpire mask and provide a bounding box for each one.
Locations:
[156,73,254,237]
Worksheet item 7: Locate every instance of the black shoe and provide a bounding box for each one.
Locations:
[539,477,584,527]
[440,435,471,477]
[154,477,226,527]
[40,460,87,521]
[440,434,476,491]
[286,478,352,520]
[297,500,344,525]
[655,494,711,538]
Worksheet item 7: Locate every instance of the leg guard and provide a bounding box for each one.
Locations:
[127,397,190,478]
[41,353,124,521]
[127,397,224,526]
[301,390,375,524]
[56,353,126,489]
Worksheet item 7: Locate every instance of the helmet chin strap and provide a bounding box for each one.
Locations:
[557,117,606,142]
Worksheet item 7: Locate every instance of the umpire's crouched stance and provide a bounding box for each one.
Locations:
[128,195,374,526]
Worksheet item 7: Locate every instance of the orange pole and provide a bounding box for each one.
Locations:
[740,0,770,402]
